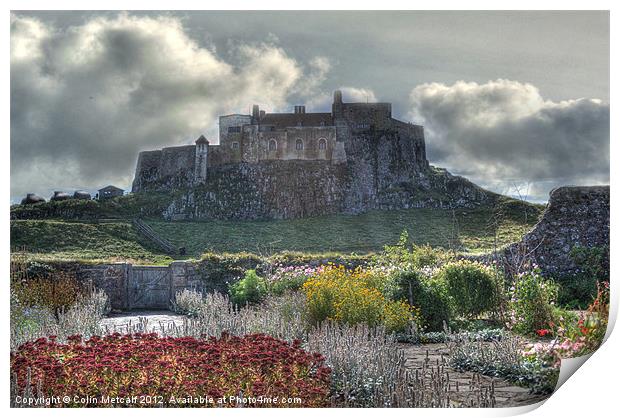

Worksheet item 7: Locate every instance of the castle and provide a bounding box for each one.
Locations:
[132,91,492,220]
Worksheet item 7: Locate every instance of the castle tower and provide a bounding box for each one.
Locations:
[332,90,343,118]
[194,135,209,185]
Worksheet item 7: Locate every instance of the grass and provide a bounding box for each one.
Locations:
[10,220,173,265]
[11,197,543,262]
[146,201,543,256]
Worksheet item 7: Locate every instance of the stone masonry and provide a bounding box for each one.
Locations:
[503,186,610,276]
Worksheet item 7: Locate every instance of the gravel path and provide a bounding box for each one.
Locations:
[99,311,186,334]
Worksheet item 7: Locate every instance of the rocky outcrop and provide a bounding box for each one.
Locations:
[163,160,349,220]
[504,186,610,276]
[161,159,496,221]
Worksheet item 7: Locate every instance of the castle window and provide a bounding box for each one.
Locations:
[296,139,304,150]
[228,126,241,133]
[232,142,239,150]
[268,139,277,151]
[318,138,327,150]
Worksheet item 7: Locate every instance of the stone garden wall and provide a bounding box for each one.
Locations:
[72,253,373,311]
[503,185,610,277]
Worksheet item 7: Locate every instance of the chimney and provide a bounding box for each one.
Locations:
[294,105,306,114]
[259,110,266,119]
[333,90,343,104]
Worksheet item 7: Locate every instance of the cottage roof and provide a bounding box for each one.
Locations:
[259,112,333,129]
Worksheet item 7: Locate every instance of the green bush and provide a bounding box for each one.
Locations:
[393,270,453,332]
[555,245,610,309]
[229,269,267,306]
[508,269,559,335]
[437,260,501,319]
[556,274,598,309]
[377,231,450,271]
[570,245,609,279]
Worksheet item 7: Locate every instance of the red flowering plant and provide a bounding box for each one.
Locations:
[560,281,609,356]
[542,281,610,360]
[535,329,552,337]
[11,332,331,407]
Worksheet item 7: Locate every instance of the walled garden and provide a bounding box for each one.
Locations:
[10,232,609,408]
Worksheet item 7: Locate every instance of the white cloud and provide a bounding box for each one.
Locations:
[409,79,609,201]
[305,86,378,112]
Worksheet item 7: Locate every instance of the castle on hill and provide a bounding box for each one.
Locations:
[132,91,490,220]
[132,90,426,191]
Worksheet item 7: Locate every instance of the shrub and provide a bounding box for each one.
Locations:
[303,265,416,333]
[374,230,449,274]
[11,272,85,317]
[307,323,414,407]
[554,281,610,357]
[266,265,322,295]
[450,336,559,394]
[169,291,308,343]
[11,333,331,408]
[556,274,598,309]
[507,268,559,336]
[570,245,610,280]
[392,270,453,331]
[172,289,205,316]
[306,322,494,407]
[555,245,609,309]
[229,269,267,306]
[436,260,501,319]
[11,289,110,350]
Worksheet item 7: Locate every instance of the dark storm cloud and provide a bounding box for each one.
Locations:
[10,13,329,200]
[409,80,609,201]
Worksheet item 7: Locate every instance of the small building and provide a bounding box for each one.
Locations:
[98,185,124,200]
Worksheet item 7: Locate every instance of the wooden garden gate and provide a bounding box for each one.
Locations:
[127,266,172,310]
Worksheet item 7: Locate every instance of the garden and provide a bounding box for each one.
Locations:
[10,233,610,408]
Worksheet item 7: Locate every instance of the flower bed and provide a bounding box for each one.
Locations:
[11,332,331,407]
[303,265,417,333]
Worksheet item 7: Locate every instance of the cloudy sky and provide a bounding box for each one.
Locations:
[10,11,609,203]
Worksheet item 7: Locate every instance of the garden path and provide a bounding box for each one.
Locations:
[400,343,551,408]
[99,311,186,334]
[99,314,551,409]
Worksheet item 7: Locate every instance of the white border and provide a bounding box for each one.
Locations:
[2,2,616,417]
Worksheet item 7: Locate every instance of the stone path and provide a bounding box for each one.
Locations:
[99,310,186,334]
[400,343,551,408]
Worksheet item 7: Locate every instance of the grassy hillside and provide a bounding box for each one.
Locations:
[11,197,544,262]
[146,199,543,256]
[10,220,173,264]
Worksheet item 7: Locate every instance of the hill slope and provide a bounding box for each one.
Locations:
[10,220,172,264]
[11,196,543,262]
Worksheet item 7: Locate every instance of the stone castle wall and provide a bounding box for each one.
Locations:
[132,145,196,192]
[163,160,349,220]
